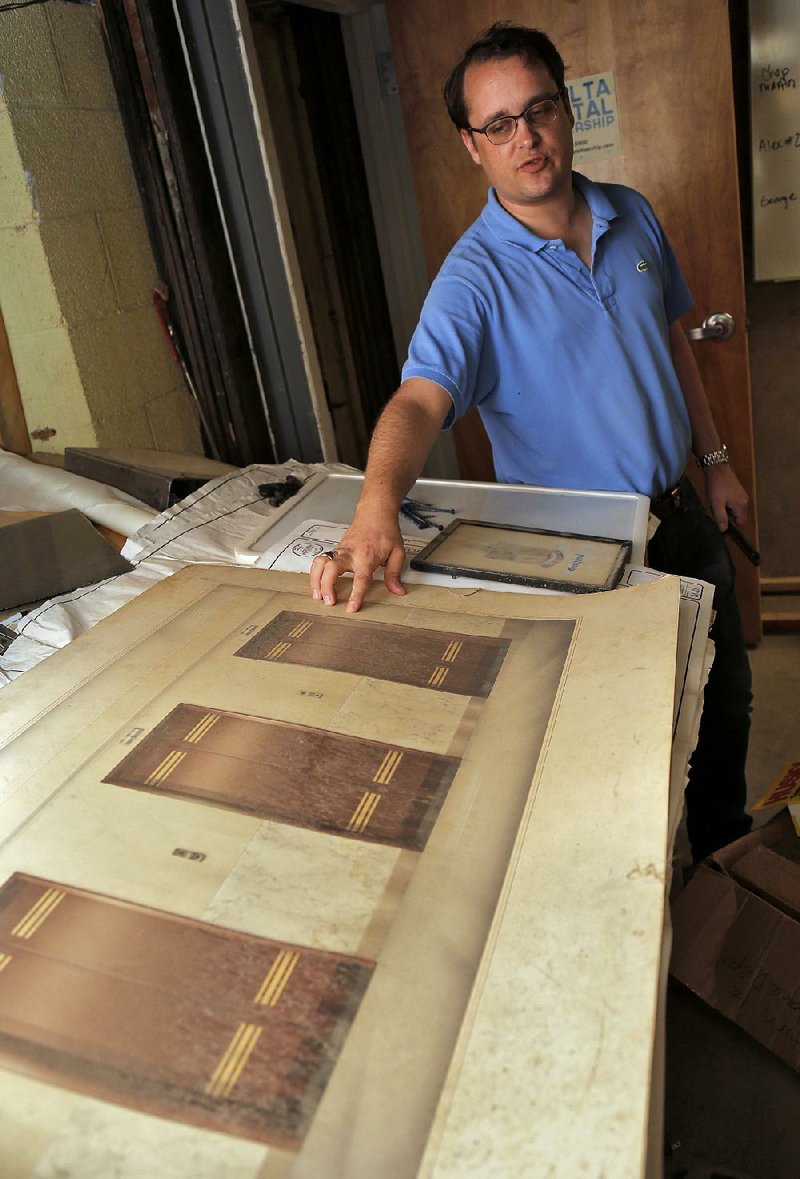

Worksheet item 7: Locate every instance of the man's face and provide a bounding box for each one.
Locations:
[460,55,575,217]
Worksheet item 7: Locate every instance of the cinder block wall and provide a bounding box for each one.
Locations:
[0,3,202,455]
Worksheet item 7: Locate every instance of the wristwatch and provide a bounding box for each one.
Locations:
[696,443,729,468]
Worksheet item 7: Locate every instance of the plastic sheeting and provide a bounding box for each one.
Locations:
[0,461,352,686]
[0,449,156,536]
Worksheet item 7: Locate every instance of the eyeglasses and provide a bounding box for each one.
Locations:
[466,91,564,146]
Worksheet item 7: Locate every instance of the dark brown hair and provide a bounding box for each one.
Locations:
[443,22,566,129]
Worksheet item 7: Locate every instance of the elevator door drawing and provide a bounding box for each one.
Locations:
[104,704,460,849]
[0,873,373,1147]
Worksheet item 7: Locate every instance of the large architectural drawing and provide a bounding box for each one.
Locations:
[0,566,680,1178]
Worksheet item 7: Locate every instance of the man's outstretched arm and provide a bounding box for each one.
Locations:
[309,377,452,612]
[668,320,749,530]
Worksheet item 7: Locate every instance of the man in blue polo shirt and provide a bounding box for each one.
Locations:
[309,23,752,860]
[405,177,694,497]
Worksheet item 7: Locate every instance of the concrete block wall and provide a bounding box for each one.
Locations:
[0,3,202,455]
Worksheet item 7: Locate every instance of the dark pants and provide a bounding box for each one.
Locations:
[647,479,753,861]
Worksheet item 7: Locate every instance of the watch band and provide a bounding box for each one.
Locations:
[696,443,729,468]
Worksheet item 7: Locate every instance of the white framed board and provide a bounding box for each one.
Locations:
[750,0,800,280]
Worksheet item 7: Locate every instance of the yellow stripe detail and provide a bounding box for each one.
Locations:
[254,949,300,1007]
[219,1025,262,1098]
[0,953,12,973]
[373,749,403,785]
[288,620,312,639]
[267,641,291,660]
[347,791,381,833]
[206,1023,248,1095]
[185,713,219,743]
[427,666,449,688]
[357,793,381,831]
[442,640,463,663]
[205,1022,262,1098]
[145,750,186,786]
[11,888,65,940]
[346,791,372,830]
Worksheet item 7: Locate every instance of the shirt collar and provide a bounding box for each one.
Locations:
[481,172,620,251]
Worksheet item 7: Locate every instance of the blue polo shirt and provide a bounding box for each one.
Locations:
[402,173,694,498]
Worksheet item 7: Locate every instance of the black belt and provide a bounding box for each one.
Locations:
[650,482,684,521]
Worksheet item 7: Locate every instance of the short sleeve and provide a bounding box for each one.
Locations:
[401,273,489,427]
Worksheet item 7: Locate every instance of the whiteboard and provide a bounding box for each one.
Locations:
[750,0,800,280]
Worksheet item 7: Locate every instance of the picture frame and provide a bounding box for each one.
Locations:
[410,518,632,593]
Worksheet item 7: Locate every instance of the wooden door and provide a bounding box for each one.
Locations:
[384,0,761,643]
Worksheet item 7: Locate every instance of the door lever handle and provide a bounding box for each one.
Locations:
[686,312,735,341]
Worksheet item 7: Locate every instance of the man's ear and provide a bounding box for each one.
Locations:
[460,127,482,165]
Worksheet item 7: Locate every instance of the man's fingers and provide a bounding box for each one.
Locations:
[309,533,405,609]
[347,572,372,613]
[311,550,351,605]
[705,468,748,532]
[714,495,747,532]
[712,502,729,532]
[383,544,407,596]
[320,561,342,605]
[309,552,328,599]
[729,495,749,528]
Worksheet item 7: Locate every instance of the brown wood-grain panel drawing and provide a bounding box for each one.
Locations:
[104,705,460,850]
[234,611,509,696]
[0,874,374,1147]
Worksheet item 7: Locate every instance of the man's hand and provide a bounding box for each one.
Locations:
[668,322,750,533]
[309,508,407,613]
[704,463,748,531]
[307,377,452,613]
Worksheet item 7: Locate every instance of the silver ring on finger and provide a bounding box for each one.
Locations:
[322,550,340,561]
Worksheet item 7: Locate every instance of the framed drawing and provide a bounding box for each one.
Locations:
[410,518,631,592]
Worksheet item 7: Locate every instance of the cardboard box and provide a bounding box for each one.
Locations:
[670,810,800,1072]
[751,759,800,837]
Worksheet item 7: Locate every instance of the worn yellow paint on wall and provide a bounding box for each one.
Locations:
[0,4,201,457]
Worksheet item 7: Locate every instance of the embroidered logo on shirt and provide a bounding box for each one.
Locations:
[636,260,649,272]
